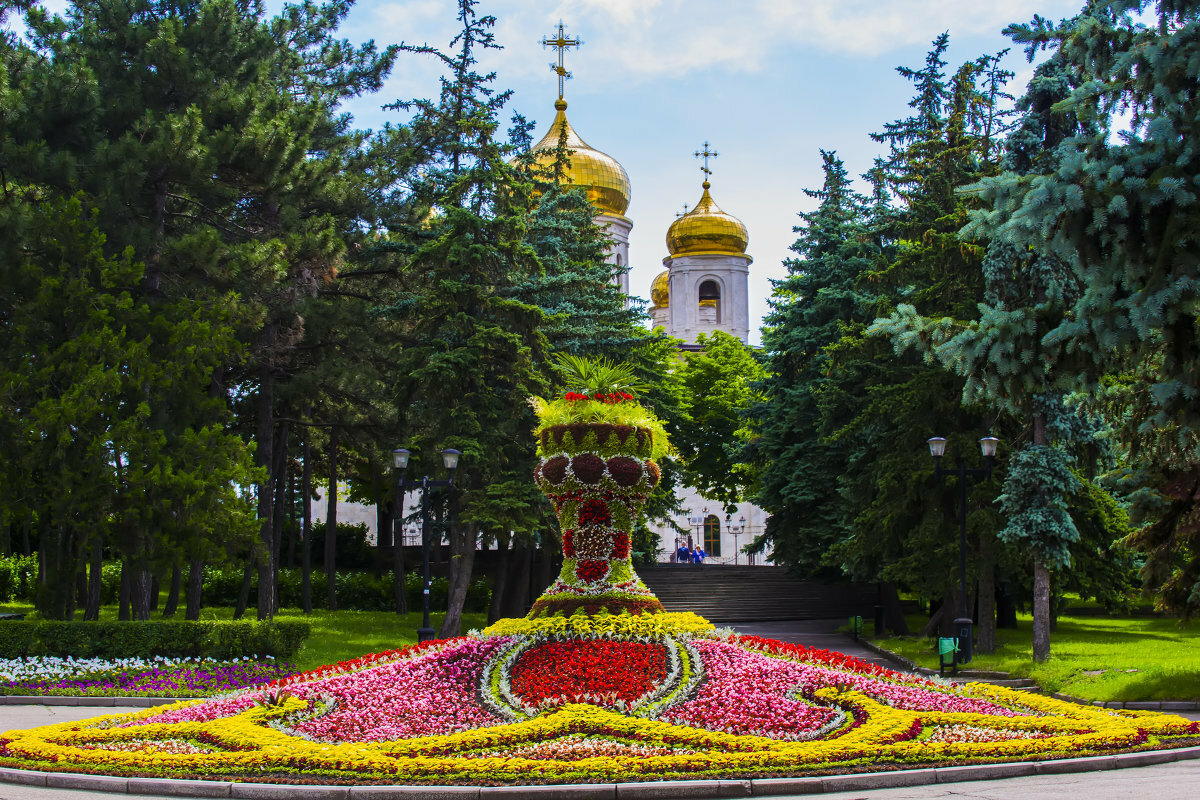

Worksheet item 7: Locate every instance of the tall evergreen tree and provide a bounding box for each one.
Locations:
[380,0,548,637]
[968,2,1200,617]
[1,0,396,618]
[751,151,882,577]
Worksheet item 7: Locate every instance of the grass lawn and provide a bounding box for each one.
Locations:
[0,602,489,673]
[874,611,1200,702]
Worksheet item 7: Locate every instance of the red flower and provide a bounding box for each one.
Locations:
[511,640,668,708]
[574,559,609,582]
[610,532,630,559]
[562,529,576,557]
[578,499,611,526]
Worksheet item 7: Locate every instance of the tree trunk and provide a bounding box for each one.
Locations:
[439,499,476,639]
[162,563,181,618]
[185,558,204,620]
[302,430,313,614]
[37,526,75,620]
[255,366,276,621]
[233,559,254,620]
[149,573,160,612]
[286,467,297,570]
[976,527,997,654]
[1031,412,1051,662]
[271,420,289,613]
[389,496,407,615]
[84,537,102,621]
[503,539,533,619]
[118,560,131,621]
[487,532,511,625]
[325,426,339,611]
[129,558,152,622]
[1032,560,1051,662]
[881,581,909,636]
[371,461,386,579]
[918,602,946,639]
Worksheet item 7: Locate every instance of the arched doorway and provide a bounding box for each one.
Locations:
[703,514,722,557]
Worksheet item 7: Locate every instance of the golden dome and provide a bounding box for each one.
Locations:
[530,100,631,217]
[666,182,748,256]
[650,269,670,308]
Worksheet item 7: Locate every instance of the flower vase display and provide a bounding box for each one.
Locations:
[530,419,665,617]
[524,355,671,619]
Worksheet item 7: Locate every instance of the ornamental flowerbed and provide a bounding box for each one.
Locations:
[0,365,1196,787]
[0,656,294,697]
[0,611,1196,786]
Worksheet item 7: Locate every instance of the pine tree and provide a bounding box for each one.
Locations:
[751,150,881,577]
[2,0,396,618]
[967,2,1200,617]
[380,0,548,637]
[869,46,1126,660]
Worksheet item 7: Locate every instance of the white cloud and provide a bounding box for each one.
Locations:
[463,0,1084,87]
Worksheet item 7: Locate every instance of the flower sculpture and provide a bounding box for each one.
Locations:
[529,355,669,618]
[1,358,1197,788]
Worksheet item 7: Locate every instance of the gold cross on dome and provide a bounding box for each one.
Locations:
[541,21,582,100]
[675,203,690,217]
[694,141,719,179]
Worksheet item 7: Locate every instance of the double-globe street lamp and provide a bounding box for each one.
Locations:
[727,514,746,565]
[392,447,461,642]
[926,435,999,666]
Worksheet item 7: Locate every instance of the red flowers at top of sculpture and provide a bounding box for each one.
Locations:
[563,391,635,404]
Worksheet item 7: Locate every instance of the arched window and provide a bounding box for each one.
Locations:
[703,514,722,557]
[698,280,721,323]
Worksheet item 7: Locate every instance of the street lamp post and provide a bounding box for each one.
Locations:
[393,447,462,642]
[927,435,999,667]
[729,515,746,565]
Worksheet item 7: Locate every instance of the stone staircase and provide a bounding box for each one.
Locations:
[638,565,877,622]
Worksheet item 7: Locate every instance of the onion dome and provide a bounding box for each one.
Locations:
[650,270,670,308]
[666,181,748,256]
[530,100,631,217]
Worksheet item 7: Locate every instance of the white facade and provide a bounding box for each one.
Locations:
[662,252,752,344]
[598,213,632,295]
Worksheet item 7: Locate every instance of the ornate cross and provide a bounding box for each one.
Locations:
[541,22,582,100]
[675,203,691,218]
[694,141,719,179]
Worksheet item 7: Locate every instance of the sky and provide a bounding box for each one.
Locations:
[30,0,1087,344]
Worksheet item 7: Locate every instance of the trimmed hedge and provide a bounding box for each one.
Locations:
[0,620,310,660]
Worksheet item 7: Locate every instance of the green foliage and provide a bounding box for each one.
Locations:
[0,555,37,603]
[997,445,1081,568]
[200,567,490,614]
[550,353,649,396]
[0,620,311,660]
[751,150,881,574]
[674,332,764,512]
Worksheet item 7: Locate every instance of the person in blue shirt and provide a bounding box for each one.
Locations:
[676,543,691,564]
[693,546,705,564]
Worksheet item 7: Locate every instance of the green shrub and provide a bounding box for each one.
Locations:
[0,620,310,660]
[0,554,38,603]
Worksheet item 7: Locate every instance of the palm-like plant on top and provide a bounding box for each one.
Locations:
[530,353,668,459]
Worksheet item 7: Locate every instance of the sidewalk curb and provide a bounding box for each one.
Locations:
[0,747,1198,798]
[0,696,199,707]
